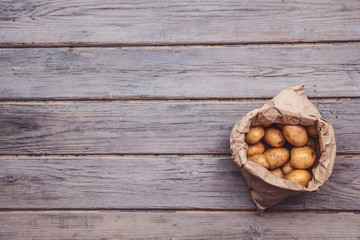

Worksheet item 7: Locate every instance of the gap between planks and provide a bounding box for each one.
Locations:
[1,39,360,48]
[0,97,359,102]
[0,209,358,214]
[0,152,357,156]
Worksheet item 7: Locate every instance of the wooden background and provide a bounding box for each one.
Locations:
[1,1,360,239]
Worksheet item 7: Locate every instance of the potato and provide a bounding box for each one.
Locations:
[281,161,295,176]
[263,127,285,147]
[283,125,308,147]
[270,168,284,178]
[264,147,290,169]
[285,170,312,187]
[307,125,318,138]
[290,146,317,169]
[245,126,265,144]
[306,138,316,150]
[262,123,273,128]
[247,154,269,169]
[247,142,265,156]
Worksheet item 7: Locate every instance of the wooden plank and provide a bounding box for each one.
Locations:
[0,155,358,210]
[0,100,358,154]
[0,211,359,239]
[305,154,360,210]
[1,1,360,45]
[1,44,360,99]
[0,155,290,210]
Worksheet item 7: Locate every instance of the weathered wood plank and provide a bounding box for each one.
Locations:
[0,100,358,154]
[0,155,358,210]
[305,154,360,210]
[0,155,289,210]
[0,211,359,239]
[1,44,360,99]
[1,1,360,45]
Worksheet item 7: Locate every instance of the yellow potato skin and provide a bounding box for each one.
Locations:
[283,125,308,147]
[264,148,290,169]
[247,142,265,156]
[306,138,316,150]
[285,170,312,187]
[270,168,284,178]
[307,125,318,138]
[281,161,295,176]
[263,127,286,147]
[290,146,317,169]
[245,126,265,144]
[247,154,269,169]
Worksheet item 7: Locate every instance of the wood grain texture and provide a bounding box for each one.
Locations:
[1,44,360,99]
[305,154,360,210]
[0,100,358,154]
[0,155,358,210]
[1,211,359,240]
[1,0,360,45]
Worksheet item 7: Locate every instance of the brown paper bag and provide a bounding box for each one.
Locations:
[230,85,336,215]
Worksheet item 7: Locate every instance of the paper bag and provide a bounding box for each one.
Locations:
[230,85,336,215]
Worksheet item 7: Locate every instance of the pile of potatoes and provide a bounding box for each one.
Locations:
[245,123,318,187]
